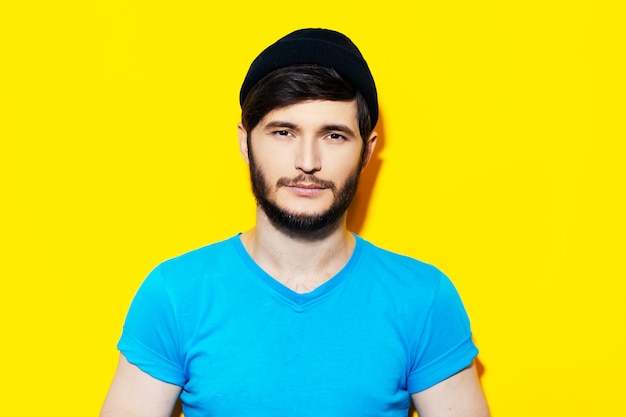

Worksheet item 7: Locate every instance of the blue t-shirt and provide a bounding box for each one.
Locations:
[118,234,477,417]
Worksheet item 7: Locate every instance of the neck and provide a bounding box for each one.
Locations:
[240,208,356,293]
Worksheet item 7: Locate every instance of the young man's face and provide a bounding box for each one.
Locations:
[238,99,377,234]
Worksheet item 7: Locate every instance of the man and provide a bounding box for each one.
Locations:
[100,28,489,417]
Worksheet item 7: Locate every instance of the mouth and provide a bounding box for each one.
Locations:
[285,183,328,197]
[290,182,326,189]
[276,175,336,195]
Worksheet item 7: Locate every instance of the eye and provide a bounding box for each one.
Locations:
[273,130,291,137]
[327,132,347,141]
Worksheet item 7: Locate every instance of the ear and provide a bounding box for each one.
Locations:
[360,131,378,169]
[237,122,250,165]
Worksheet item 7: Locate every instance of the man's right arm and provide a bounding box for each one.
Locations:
[100,353,182,417]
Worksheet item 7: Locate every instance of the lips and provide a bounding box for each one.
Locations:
[291,182,325,189]
[276,175,337,192]
[286,183,327,197]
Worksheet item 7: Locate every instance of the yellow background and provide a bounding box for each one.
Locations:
[2,1,624,416]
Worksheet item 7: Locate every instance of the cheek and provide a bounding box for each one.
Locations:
[251,142,288,167]
[255,143,292,165]
[327,150,362,175]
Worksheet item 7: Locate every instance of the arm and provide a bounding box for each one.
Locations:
[411,361,490,417]
[100,353,182,417]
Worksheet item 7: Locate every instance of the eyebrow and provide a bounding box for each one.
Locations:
[322,124,356,137]
[263,121,357,137]
[263,121,298,130]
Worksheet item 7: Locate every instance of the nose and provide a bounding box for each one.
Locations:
[294,138,321,174]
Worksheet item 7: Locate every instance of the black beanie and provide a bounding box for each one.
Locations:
[239,28,378,127]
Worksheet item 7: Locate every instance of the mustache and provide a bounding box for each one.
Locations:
[276,174,337,191]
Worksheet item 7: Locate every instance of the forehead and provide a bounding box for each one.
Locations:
[256,99,359,129]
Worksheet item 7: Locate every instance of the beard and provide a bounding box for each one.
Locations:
[248,151,362,235]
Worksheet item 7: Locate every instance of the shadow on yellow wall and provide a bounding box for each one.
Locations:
[347,113,386,234]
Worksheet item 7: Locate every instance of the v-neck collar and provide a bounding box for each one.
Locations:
[231,233,364,310]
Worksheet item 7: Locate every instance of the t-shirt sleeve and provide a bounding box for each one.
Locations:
[117,265,186,386]
[407,271,478,393]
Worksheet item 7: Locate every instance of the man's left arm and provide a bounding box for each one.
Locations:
[411,361,490,417]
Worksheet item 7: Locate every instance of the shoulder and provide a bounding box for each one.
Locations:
[356,236,445,286]
[157,234,240,275]
[351,237,473,345]
[351,236,458,313]
[141,234,243,295]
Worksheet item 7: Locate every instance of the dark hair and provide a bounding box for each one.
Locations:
[241,64,372,140]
